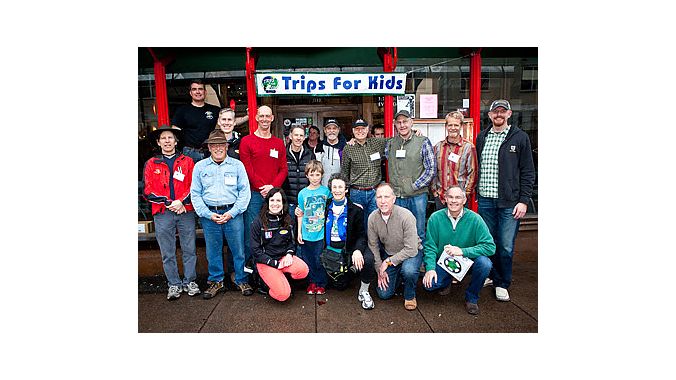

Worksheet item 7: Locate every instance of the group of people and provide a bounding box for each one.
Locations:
[142,80,535,316]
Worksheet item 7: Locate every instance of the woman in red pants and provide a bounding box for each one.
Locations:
[251,188,309,301]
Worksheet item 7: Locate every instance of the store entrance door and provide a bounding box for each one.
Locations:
[277,106,360,141]
[278,112,317,142]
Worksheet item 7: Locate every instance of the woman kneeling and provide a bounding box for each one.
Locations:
[251,188,309,301]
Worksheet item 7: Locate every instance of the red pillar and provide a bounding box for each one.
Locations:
[469,49,482,211]
[245,47,258,134]
[148,48,170,127]
[382,47,397,183]
[383,47,397,138]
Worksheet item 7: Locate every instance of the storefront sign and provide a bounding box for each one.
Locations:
[255,73,407,96]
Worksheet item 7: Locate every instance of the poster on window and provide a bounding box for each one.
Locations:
[396,94,415,118]
[419,94,438,118]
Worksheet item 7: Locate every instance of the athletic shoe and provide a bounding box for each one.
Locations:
[315,286,326,295]
[306,283,316,295]
[167,285,181,301]
[183,281,201,296]
[495,286,510,302]
[358,291,375,310]
[483,278,493,288]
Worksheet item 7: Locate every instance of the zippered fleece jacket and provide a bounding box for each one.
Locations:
[251,214,296,268]
[143,153,194,215]
[423,208,495,271]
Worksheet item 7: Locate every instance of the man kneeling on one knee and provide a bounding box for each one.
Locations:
[422,186,496,315]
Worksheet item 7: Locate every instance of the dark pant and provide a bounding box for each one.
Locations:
[478,196,521,289]
[301,240,328,287]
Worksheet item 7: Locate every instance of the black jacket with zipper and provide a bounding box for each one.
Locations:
[250,214,296,268]
[282,145,316,206]
[476,125,535,208]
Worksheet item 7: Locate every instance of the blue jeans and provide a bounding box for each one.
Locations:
[376,251,423,301]
[243,191,264,264]
[348,188,377,231]
[395,192,427,253]
[201,209,248,285]
[153,210,197,287]
[423,256,492,304]
[301,240,328,287]
[478,196,520,289]
[182,146,206,164]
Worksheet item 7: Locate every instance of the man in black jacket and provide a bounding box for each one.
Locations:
[476,99,535,303]
[283,125,316,218]
[323,173,376,309]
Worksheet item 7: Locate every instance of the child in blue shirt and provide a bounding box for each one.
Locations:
[296,160,331,294]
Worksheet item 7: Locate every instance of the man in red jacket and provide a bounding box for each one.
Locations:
[143,125,200,301]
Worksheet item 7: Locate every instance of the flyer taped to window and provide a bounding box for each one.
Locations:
[437,250,473,282]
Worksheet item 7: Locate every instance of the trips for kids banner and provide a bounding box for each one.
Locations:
[256,73,407,96]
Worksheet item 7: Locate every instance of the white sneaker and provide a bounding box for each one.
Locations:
[495,286,510,302]
[483,278,493,288]
[358,291,375,310]
[183,281,201,296]
[167,285,181,300]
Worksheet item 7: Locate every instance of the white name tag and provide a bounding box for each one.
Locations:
[396,149,406,158]
[224,176,237,185]
[270,149,278,158]
[173,170,185,182]
[369,152,381,161]
[448,153,460,163]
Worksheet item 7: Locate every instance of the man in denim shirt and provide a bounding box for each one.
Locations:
[191,130,253,298]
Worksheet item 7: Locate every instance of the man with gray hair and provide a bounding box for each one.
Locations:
[368,183,422,311]
[422,185,495,315]
[431,111,478,210]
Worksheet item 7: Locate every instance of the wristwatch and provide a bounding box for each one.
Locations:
[385,258,394,267]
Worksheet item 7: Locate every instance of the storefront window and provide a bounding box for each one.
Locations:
[139,52,537,215]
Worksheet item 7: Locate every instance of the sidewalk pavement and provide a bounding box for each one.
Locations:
[138,230,537,333]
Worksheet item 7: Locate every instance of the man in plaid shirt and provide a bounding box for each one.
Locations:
[476,99,535,303]
[341,118,387,229]
[431,111,478,211]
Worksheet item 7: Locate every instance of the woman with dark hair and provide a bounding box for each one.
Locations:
[250,188,309,301]
[322,173,376,309]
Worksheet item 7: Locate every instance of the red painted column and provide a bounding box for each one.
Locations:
[383,47,397,138]
[148,49,170,127]
[469,49,482,211]
[383,48,398,183]
[245,47,258,134]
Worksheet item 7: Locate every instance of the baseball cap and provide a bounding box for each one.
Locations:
[352,118,368,128]
[324,118,339,128]
[489,99,511,111]
[394,109,411,119]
